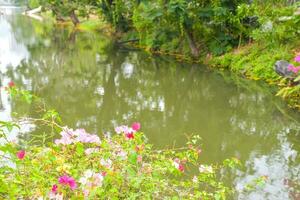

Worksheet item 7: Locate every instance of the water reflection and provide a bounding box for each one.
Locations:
[236,130,300,200]
[0,13,300,199]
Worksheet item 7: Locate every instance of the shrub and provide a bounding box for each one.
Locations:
[0,86,240,199]
[0,121,239,199]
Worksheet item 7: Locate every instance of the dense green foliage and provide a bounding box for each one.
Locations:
[28,0,299,56]
[26,0,300,106]
[211,2,300,108]
[25,0,268,55]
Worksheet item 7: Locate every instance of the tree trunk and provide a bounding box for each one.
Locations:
[70,10,79,26]
[184,25,199,58]
[185,30,199,58]
[69,30,77,43]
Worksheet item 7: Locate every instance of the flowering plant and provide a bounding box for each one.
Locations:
[276,54,300,108]
[288,54,300,75]
[0,120,240,199]
[0,86,240,199]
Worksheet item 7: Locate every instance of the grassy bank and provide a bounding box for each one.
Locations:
[209,42,300,109]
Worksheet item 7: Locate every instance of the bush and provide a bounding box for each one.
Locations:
[0,122,239,199]
[28,0,40,9]
[0,86,241,199]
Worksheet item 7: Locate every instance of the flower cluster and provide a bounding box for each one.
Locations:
[58,175,77,190]
[55,128,101,145]
[115,122,141,139]
[287,54,300,74]
[173,158,185,172]
[49,176,77,199]
[0,120,235,199]
[79,170,105,197]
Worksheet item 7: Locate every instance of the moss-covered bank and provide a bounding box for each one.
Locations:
[209,42,300,109]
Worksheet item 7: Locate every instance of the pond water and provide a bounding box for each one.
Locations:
[0,7,300,200]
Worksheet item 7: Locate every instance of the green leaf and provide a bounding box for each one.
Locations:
[128,152,138,165]
[75,143,84,156]
[294,75,300,82]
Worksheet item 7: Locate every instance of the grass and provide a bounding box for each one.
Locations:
[209,41,300,109]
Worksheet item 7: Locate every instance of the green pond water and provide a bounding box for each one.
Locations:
[0,7,300,200]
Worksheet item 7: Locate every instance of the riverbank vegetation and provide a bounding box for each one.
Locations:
[25,0,300,109]
[0,85,245,199]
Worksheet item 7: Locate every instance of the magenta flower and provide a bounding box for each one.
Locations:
[51,184,58,193]
[125,132,134,139]
[287,64,300,74]
[68,178,77,190]
[288,64,295,71]
[295,55,300,63]
[58,175,69,185]
[16,150,25,160]
[131,122,141,131]
[58,175,77,190]
[178,164,184,172]
[173,158,184,172]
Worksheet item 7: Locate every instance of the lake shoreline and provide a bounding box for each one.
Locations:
[22,6,300,110]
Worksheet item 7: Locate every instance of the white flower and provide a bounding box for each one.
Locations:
[173,158,180,169]
[114,125,135,134]
[192,176,198,183]
[79,169,94,185]
[84,148,99,155]
[84,169,94,178]
[100,158,112,168]
[92,173,104,186]
[79,176,88,185]
[199,165,214,173]
[49,193,63,200]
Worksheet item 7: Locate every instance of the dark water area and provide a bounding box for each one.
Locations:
[0,8,300,199]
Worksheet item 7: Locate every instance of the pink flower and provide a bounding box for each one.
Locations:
[178,164,184,172]
[16,150,25,160]
[115,125,134,134]
[287,64,300,74]
[58,175,77,190]
[288,64,295,71]
[51,184,58,193]
[58,175,69,185]
[173,158,184,172]
[75,129,100,144]
[137,155,143,163]
[100,158,112,168]
[8,81,15,87]
[85,148,99,155]
[55,128,101,145]
[294,55,300,63]
[68,178,77,190]
[116,150,127,160]
[125,132,134,139]
[131,122,141,131]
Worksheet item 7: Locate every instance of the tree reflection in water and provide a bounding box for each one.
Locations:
[1,14,300,199]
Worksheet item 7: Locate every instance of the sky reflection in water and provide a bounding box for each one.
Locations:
[0,11,300,200]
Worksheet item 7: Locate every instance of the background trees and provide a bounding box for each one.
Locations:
[27,0,299,58]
